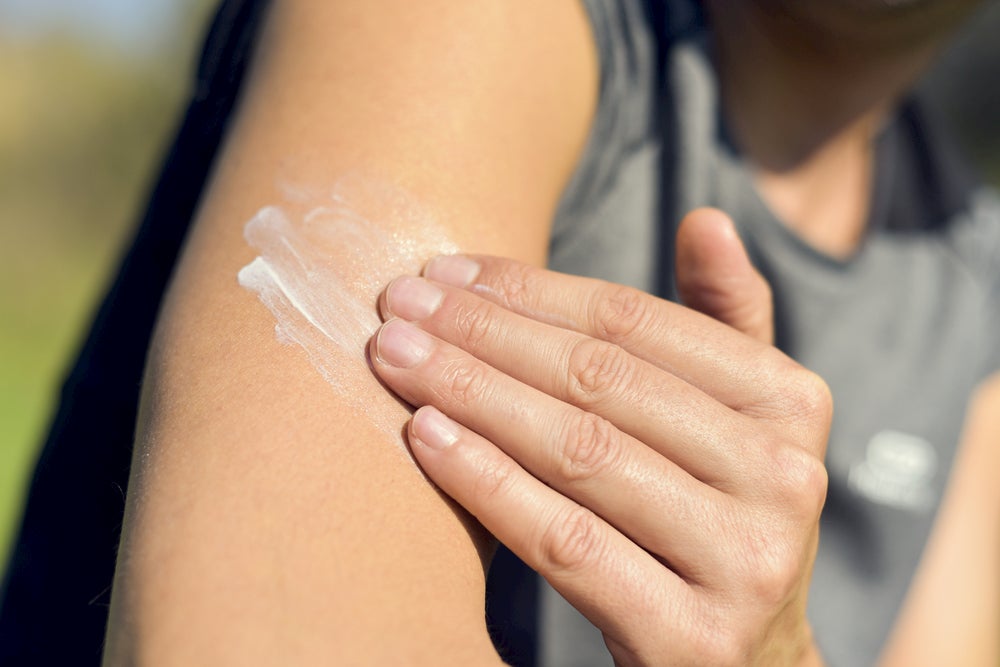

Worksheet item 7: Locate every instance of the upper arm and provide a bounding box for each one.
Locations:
[879,371,1000,667]
[104,1,597,663]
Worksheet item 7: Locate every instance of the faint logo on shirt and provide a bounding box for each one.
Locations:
[848,430,938,512]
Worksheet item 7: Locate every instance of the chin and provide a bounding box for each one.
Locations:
[752,0,984,41]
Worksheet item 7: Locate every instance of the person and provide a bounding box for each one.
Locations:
[1,0,997,665]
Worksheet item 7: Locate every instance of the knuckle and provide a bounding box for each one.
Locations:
[471,456,518,506]
[592,285,654,344]
[558,412,620,483]
[791,368,834,425]
[725,452,823,611]
[490,260,536,311]
[438,359,491,406]
[566,338,632,408]
[737,526,802,609]
[775,365,834,426]
[538,506,604,574]
[756,556,800,609]
[771,446,829,519]
[451,298,497,350]
[752,356,833,442]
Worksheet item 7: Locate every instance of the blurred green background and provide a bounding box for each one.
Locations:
[1,0,1000,586]
[0,0,215,571]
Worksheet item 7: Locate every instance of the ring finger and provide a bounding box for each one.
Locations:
[406,405,693,654]
[370,318,731,578]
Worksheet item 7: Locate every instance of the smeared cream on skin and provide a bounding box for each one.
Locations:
[237,177,458,443]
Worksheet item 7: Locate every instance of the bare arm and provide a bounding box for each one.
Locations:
[879,371,1000,666]
[102,1,596,663]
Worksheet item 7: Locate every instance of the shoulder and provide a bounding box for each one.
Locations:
[104,1,600,664]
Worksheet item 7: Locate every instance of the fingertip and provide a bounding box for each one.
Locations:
[377,281,394,321]
[368,320,388,369]
[410,405,460,451]
[683,207,737,235]
[675,208,775,344]
[677,208,745,266]
[424,254,481,288]
[372,318,433,369]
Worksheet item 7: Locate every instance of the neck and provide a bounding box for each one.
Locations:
[703,0,979,257]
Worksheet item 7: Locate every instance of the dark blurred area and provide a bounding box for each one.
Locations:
[0,0,998,594]
[920,1,1000,184]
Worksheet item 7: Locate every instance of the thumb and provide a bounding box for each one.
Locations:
[674,208,774,345]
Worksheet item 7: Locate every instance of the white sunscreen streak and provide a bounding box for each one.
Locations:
[237,181,458,444]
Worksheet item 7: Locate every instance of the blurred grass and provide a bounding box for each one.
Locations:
[0,1,215,575]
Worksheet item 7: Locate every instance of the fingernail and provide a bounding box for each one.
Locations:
[425,255,480,288]
[412,406,460,450]
[375,319,433,368]
[385,276,443,321]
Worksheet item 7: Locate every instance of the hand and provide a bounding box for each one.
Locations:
[369,209,831,666]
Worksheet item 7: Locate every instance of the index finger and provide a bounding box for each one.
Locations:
[423,254,825,425]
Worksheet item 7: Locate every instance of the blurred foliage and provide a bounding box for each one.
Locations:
[0,0,217,570]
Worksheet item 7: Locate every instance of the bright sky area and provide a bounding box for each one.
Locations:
[0,0,185,51]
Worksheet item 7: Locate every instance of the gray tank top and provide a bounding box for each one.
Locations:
[537,1,1000,665]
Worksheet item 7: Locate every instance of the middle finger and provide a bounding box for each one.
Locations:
[380,275,756,488]
[370,317,732,580]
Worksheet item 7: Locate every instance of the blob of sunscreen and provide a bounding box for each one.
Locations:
[237,178,458,444]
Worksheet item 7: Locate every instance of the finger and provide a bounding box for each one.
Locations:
[379,275,754,484]
[406,405,691,652]
[370,318,731,575]
[421,254,823,433]
[674,208,774,345]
